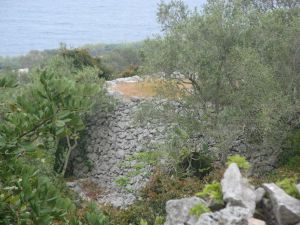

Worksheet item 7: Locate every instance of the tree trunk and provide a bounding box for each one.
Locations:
[61,135,77,177]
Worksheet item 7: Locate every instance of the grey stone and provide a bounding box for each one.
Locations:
[255,187,266,203]
[248,218,266,225]
[195,206,251,225]
[97,191,136,208]
[158,126,165,133]
[66,181,77,188]
[221,163,256,214]
[164,197,207,225]
[116,150,125,158]
[297,183,300,195]
[117,121,128,130]
[99,164,110,171]
[262,183,300,225]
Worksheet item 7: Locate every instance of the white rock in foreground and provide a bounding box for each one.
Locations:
[248,218,266,225]
[297,183,300,195]
[263,183,300,225]
[221,163,256,214]
[255,187,266,203]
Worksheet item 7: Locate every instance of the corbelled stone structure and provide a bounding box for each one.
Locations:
[70,76,169,207]
[69,76,280,207]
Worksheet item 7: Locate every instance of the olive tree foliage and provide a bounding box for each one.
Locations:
[250,0,300,11]
[142,0,300,159]
[0,56,109,224]
[157,0,190,31]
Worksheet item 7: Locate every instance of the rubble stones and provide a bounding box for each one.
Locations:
[262,183,300,225]
[195,206,251,225]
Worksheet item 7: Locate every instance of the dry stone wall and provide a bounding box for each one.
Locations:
[71,98,167,182]
[70,77,170,207]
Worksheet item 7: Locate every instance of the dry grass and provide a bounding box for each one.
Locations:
[111,79,192,99]
[79,179,106,200]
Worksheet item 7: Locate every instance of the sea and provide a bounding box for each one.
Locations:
[0,0,205,56]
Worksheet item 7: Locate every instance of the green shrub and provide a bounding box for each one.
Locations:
[189,203,211,217]
[0,54,109,224]
[140,219,148,225]
[285,156,300,171]
[178,150,213,178]
[196,181,223,203]
[120,64,139,77]
[226,155,250,170]
[137,216,164,225]
[153,216,164,225]
[276,178,300,199]
[280,129,300,170]
[84,203,108,225]
[115,176,130,188]
[60,47,111,79]
[0,70,18,88]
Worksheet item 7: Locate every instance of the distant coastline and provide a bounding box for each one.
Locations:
[0,0,204,56]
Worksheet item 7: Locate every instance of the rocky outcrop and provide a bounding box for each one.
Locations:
[164,163,300,225]
[165,197,208,225]
[262,183,300,225]
[164,164,256,225]
[196,206,251,225]
[221,163,256,214]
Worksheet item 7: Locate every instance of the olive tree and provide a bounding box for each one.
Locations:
[142,0,300,163]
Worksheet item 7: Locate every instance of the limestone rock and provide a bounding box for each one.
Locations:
[97,191,136,208]
[164,197,207,225]
[221,163,256,214]
[195,206,251,225]
[262,183,300,225]
[255,187,266,203]
[248,218,266,225]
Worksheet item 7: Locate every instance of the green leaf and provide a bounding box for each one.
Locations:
[55,120,65,128]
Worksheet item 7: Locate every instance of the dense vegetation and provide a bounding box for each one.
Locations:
[0,51,111,224]
[0,42,142,79]
[142,0,300,172]
[0,0,299,224]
